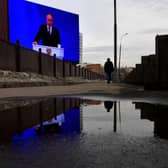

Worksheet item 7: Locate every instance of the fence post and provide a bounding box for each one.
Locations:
[15,40,21,72]
[80,67,82,77]
[90,72,92,80]
[93,73,95,80]
[72,63,75,77]
[69,62,72,77]
[78,66,80,77]
[85,69,87,79]
[91,72,93,80]
[62,59,65,78]
[74,64,77,77]
[86,70,89,80]
[53,54,56,77]
[38,48,42,74]
[82,68,84,78]
[94,73,96,80]
[83,68,86,79]
[87,70,90,80]
[81,67,83,77]
[78,67,80,77]
[79,67,81,77]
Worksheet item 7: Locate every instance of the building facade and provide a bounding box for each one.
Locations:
[86,64,104,75]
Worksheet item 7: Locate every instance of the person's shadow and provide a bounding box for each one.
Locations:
[104,101,114,112]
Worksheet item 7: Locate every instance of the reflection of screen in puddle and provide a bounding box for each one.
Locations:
[37,114,65,127]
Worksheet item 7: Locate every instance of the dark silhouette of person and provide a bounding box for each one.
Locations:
[104,101,114,112]
[33,14,61,47]
[104,58,114,84]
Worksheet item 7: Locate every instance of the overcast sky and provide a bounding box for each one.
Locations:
[27,0,168,67]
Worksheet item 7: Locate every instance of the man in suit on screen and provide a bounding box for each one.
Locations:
[33,14,61,47]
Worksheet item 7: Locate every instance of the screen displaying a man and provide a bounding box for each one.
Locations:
[33,14,61,47]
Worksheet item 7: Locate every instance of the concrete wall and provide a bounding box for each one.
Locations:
[64,61,70,77]
[41,53,54,76]
[156,35,168,89]
[71,64,76,77]
[0,41,16,71]
[0,40,104,80]
[143,55,159,89]
[0,0,9,41]
[20,48,39,73]
[56,59,63,77]
[76,66,80,77]
[135,64,144,85]
[125,54,159,89]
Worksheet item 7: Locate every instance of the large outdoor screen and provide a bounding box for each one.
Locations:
[8,0,80,63]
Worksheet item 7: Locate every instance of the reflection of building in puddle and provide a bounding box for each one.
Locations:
[0,97,83,142]
[134,102,168,139]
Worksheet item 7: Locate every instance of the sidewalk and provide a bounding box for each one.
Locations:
[0,82,168,104]
[0,82,127,98]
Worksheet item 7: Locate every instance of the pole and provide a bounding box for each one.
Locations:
[118,43,122,80]
[118,33,128,81]
[114,0,117,69]
[113,101,117,132]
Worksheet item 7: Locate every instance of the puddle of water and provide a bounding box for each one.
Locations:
[0,96,167,143]
[82,101,154,138]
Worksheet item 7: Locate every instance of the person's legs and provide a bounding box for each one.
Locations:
[109,73,112,82]
[105,73,109,83]
[106,73,111,84]
[110,73,113,82]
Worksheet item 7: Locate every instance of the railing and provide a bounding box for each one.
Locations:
[0,39,104,80]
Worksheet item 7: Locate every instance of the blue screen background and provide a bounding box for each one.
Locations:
[62,108,81,134]
[8,0,80,63]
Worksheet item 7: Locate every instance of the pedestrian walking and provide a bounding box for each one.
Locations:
[104,58,114,84]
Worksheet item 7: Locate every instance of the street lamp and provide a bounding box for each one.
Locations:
[118,33,128,81]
